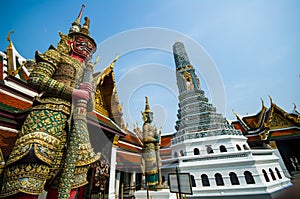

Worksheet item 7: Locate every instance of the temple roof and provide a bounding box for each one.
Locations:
[93,54,124,128]
[232,98,300,141]
[116,150,142,170]
[119,129,143,148]
[0,88,32,111]
[2,34,30,81]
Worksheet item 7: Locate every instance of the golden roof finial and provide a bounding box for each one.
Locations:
[268,95,273,105]
[232,109,238,117]
[260,97,265,107]
[6,31,15,76]
[109,53,119,69]
[94,56,100,65]
[6,31,14,42]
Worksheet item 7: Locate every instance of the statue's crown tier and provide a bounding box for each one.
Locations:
[68,4,96,47]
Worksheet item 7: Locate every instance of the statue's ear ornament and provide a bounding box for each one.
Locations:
[57,32,72,54]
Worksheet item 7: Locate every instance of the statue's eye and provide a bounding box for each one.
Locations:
[81,42,88,46]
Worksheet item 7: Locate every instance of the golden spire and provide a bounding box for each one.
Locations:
[144,96,152,113]
[142,96,153,123]
[74,4,85,26]
[69,4,85,34]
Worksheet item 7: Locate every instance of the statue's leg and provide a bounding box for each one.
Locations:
[46,187,77,199]
[4,193,38,199]
[46,113,99,198]
[46,166,89,198]
[0,110,67,198]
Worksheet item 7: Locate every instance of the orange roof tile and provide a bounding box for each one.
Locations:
[0,92,32,110]
[232,122,246,134]
[118,141,141,153]
[116,151,142,170]
[121,131,142,147]
[161,135,172,148]
[268,128,300,140]
[247,135,260,143]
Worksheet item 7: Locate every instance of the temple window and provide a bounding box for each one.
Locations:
[220,145,227,152]
[191,175,196,187]
[201,174,210,186]
[275,168,282,179]
[207,146,214,154]
[243,144,249,150]
[236,144,242,151]
[269,169,276,181]
[262,169,270,182]
[180,150,184,156]
[194,148,200,155]
[244,171,255,184]
[215,173,224,186]
[229,172,240,185]
[174,152,178,158]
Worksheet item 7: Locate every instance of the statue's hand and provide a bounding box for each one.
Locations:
[73,83,92,101]
[154,134,160,143]
[79,82,93,93]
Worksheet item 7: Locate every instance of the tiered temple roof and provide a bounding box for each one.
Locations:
[231,98,300,146]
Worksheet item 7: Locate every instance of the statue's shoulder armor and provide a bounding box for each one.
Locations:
[35,46,61,67]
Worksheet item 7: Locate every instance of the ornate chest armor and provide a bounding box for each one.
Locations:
[30,47,85,115]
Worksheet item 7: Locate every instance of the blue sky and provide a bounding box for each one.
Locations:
[1,0,299,133]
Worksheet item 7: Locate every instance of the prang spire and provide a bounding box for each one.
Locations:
[173,41,200,93]
[173,41,191,69]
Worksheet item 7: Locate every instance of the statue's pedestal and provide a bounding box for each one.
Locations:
[134,189,177,199]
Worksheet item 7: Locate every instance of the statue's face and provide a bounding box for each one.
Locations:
[147,113,153,123]
[71,35,96,60]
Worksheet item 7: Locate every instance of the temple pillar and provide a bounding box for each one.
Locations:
[115,171,121,199]
[108,145,117,199]
[141,175,146,189]
[130,171,136,195]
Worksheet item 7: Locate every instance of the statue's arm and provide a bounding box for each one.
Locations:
[143,125,157,143]
[28,49,73,100]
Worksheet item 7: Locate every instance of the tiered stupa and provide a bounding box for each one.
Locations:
[161,41,291,198]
